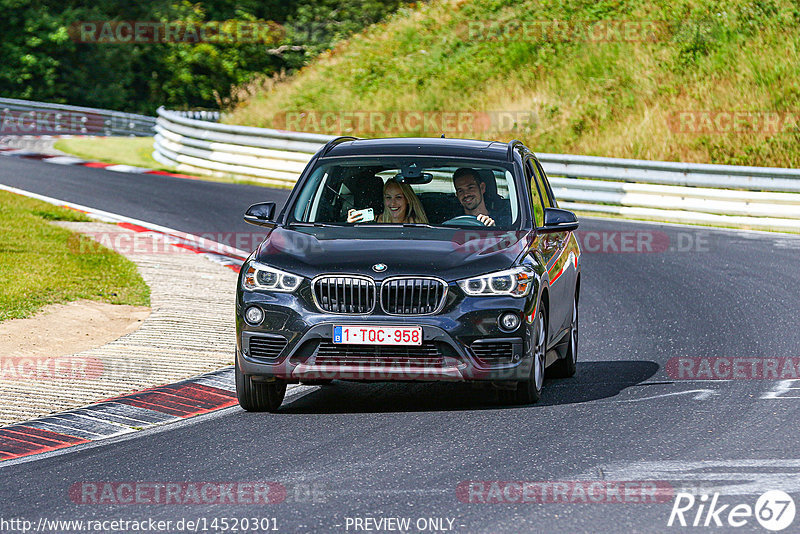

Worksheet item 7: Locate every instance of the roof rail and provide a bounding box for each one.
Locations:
[320,136,358,157]
[507,139,523,161]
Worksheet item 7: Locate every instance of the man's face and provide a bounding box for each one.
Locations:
[454,174,485,212]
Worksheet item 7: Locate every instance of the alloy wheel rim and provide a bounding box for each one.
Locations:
[534,312,545,390]
[571,303,578,363]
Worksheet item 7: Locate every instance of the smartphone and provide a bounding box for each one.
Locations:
[351,208,374,222]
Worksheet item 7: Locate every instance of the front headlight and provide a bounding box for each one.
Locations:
[458,266,534,297]
[242,261,302,292]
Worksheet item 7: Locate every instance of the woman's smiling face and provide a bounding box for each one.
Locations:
[384,182,408,222]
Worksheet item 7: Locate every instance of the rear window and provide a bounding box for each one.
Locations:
[291,157,520,229]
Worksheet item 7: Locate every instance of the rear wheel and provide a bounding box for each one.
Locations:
[235,358,286,412]
[548,294,578,378]
[499,307,546,405]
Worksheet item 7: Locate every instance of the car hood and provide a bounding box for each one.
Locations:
[252,226,533,281]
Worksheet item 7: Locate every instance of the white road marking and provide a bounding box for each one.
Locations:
[622,389,720,402]
[761,379,800,399]
[581,460,800,496]
[105,164,152,173]
[0,149,40,156]
[43,156,85,165]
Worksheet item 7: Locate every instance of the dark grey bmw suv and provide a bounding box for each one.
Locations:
[236,137,581,411]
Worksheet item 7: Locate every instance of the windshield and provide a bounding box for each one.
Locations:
[291,157,521,228]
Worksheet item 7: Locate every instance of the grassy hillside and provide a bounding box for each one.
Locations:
[227,0,800,167]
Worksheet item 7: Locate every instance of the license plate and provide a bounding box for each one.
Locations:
[333,325,422,346]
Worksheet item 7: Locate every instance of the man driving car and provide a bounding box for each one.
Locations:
[452,167,511,227]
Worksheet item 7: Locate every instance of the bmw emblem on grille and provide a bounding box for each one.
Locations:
[372,263,387,272]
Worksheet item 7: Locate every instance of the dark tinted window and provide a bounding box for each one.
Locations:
[525,160,545,227]
[533,159,555,208]
[292,157,521,228]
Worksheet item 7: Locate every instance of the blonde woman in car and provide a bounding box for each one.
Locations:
[348,180,428,224]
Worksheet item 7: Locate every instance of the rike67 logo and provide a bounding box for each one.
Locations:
[668,490,796,531]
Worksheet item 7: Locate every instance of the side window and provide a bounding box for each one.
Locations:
[525,160,545,227]
[533,160,555,208]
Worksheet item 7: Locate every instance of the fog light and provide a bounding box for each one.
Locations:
[245,306,264,326]
[499,312,520,331]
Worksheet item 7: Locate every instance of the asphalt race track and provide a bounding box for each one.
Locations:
[2,156,800,533]
[0,155,288,235]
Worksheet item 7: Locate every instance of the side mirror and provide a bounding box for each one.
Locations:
[540,207,579,233]
[244,202,276,227]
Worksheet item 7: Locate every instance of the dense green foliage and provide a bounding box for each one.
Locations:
[229,0,800,167]
[0,0,411,114]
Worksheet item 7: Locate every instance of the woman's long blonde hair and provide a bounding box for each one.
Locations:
[378,180,429,224]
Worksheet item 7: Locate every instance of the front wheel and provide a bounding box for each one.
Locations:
[499,307,546,405]
[235,358,286,412]
[548,295,578,378]
[300,379,333,386]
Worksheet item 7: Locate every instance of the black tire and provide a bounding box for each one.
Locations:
[235,358,287,412]
[300,379,333,386]
[499,307,546,405]
[548,295,578,378]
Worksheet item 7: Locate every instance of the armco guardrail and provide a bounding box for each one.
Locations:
[0,97,155,136]
[153,107,329,187]
[153,108,800,231]
[539,154,800,231]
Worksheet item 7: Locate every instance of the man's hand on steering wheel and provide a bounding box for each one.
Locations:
[476,214,496,226]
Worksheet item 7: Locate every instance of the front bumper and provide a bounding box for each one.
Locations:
[236,290,535,383]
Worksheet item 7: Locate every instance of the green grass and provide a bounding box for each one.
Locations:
[227,0,800,168]
[0,191,150,322]
[53,137,168,171]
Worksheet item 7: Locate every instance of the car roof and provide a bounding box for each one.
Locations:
[321,137,512,161]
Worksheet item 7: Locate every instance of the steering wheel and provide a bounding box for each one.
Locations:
[442,215,488,227]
